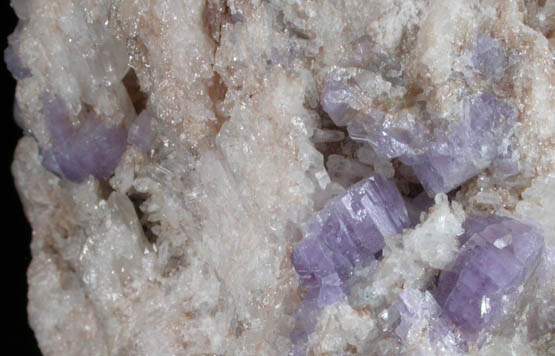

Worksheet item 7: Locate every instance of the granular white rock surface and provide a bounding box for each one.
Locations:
[8,0,554,355]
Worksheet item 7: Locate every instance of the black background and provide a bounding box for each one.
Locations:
[3,2,42,355]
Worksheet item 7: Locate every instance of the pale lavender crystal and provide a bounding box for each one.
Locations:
[41,94,128,183]
[290,174,410,354]
[4,22,31,81]
[400,93,517,195]
[434,215,544,342]
[4,45,31,80]
[321,73,518,196]
[320,80,357,127]
[292,174,410,296]
[128,109,156,151]
[471,35,508,79]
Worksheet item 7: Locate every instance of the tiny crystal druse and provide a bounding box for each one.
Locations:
[6,0,554,355]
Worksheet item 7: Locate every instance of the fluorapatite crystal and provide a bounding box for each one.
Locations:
[434,215,544,342]
[321,80,518,195]
[292,174,410,300]
[41,94,129,183]
[471,35,508,79]
[290,174,410,354]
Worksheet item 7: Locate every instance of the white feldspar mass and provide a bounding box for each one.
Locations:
[7,0,554,355]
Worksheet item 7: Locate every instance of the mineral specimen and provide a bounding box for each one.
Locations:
[321,84,518,196]
[6,0,554,355]
[434,215,545,343]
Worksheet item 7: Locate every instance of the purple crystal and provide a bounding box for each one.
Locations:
[320,80,358,127]
[290,174,410,354]
[41,94,128,183]
[400,93,517,195]
[471,35,508,79]
[321,70,518,196]
[292,174,410,296]
[4,45,31,80]
[434,215,544,342]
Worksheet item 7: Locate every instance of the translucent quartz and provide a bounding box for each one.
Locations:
[434,215,544,342]
[128,109,156,152]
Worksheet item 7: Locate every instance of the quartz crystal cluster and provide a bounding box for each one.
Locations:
[6,0,554,355]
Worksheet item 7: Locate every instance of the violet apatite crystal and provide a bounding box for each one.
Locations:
[403,93,518,195]
[41,94,128,183]
[434,215,544,342]
[471,35,508,79]
[290,174,410,354]
[292,174,410,302]
[321,78,518,196]
[4,45,31,80]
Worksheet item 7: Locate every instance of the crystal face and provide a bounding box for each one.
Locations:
[41,94,128,183]
[290,174,410,353]
[403,93,518,195]
[291,174,410,300]
[471,35,508,79]
[434,215,544,342]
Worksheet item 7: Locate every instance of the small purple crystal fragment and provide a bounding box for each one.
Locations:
[128,109,156,152]
[320,80,357,127]
[41,94,128,183]
[401,93,517,195]
[4,45,31,80]
[434,215,544,342]
[290,174,410,354]
[471,35,508,79]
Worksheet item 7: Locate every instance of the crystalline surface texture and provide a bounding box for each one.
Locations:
[403,93,518,195]
[434,215,544,342]
[41,94,129,183]
[320,69,517,197]
[290,174,410,353]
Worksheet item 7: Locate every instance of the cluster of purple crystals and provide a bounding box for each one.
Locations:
[321,85,518,196]
[433,215,544,342]
[320,35,517,196]
[41,94,129,183]
[290,174,410,353]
